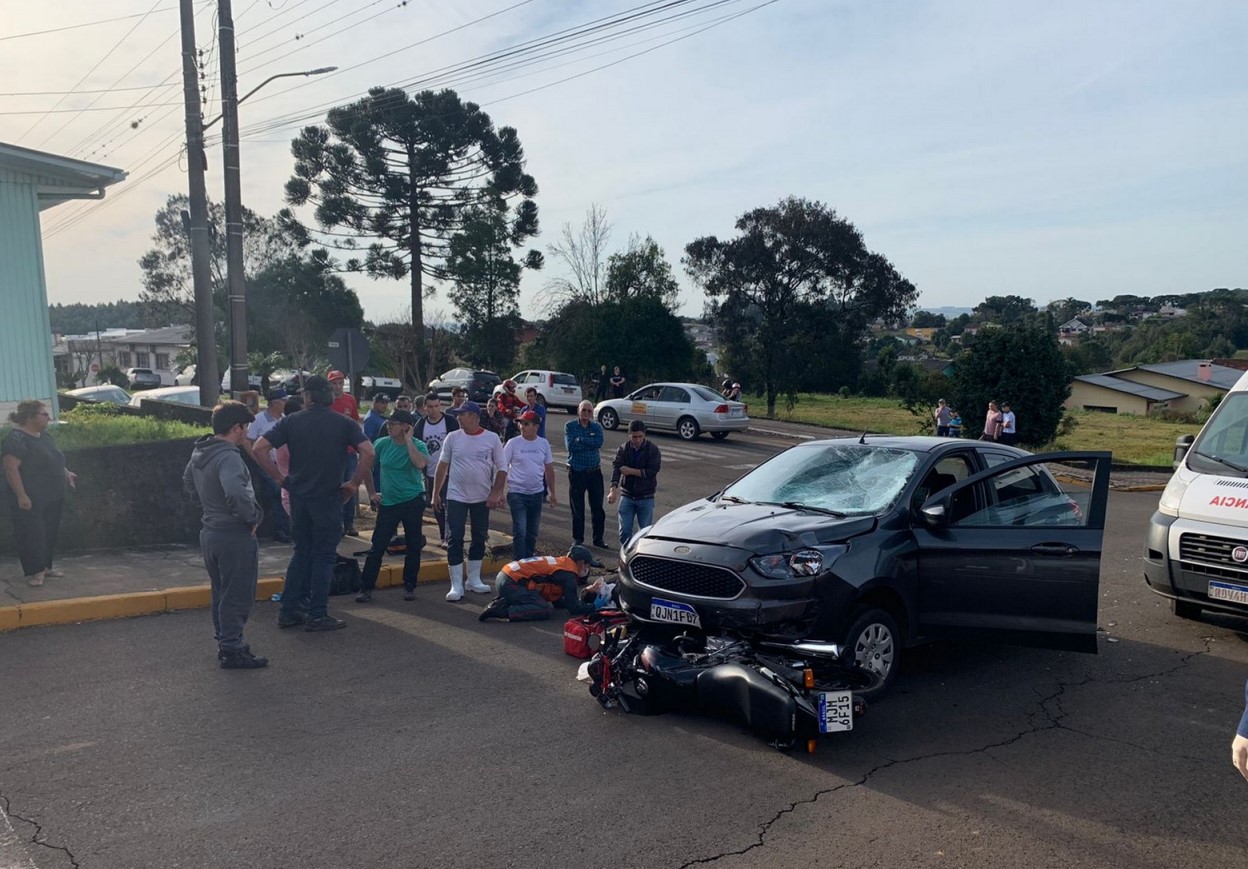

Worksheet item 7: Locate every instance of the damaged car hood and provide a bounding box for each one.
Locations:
[644,499,876,550]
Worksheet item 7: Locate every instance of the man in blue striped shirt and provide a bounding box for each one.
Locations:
[565,400,607,549]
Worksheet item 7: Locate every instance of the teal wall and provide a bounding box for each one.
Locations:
[0,169,58,418]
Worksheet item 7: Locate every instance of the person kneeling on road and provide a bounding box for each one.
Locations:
[183,401,267,669]
[479,545,604,622]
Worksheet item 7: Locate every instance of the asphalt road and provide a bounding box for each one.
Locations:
[2,422,1248,869]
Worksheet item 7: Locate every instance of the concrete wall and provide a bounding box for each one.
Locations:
[1064,381,1150,415]
[0,437,275,555]
[1112,370,1218,413]
[0,171,57,420]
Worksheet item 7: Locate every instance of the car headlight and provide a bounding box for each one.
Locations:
[749,546,844,580]
[1157,473,1190,518]
[624,525,652,556]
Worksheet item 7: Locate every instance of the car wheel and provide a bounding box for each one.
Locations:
[600,408,619,430]
[711,431,730,440]
[842,606,900,701]
[536,393,547,407]
[1171,598,1203,620]
[677,416,700,441]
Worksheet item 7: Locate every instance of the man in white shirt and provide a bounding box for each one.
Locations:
[1000,402,1017,447]
[432,401,506,601]
[245,389,290,543]
[503,410,556,560]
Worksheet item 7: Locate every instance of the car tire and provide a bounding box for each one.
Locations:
[841,606,900,701]
[1171,598,1203,620]
[677,416,701,441]
[711,431,730,440]
[600,408,619,430]
[537,394,547,407]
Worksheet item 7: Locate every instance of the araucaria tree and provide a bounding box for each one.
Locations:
[684,197,918,417]
[285,86,539,385]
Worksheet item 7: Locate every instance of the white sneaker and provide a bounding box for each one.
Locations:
[446,574,465,602]
[465,560,491,593]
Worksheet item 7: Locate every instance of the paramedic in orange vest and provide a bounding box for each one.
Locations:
[493,545,602,616]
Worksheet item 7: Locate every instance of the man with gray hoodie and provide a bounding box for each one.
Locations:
[183,401,267,669]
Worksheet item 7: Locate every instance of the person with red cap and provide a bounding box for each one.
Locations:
[327,370,364,535]
[496,379,525,441]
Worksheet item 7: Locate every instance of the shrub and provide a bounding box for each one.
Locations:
[37,409,207,451]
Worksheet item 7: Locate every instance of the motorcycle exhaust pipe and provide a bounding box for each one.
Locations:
[758,640,844,658]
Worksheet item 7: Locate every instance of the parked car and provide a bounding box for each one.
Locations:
[220,370,263,392]
[615,436,1111,697]
[428,368,501,403]
[128,386,201,408]
[67,384,132,405]
[1146,368,1248,621]
[126,367,163,390]
[359,372,403,399]
[174,365,197,386]
[594,382,749,441]
[493,369,583,413]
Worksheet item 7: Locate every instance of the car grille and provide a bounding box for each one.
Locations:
[628,556,745,600]
[1179,533,1248,578]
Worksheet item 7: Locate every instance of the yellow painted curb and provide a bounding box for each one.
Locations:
[0,556,510,632]
[20,591,168,628]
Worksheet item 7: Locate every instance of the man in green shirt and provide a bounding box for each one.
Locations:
[359,410,429,602]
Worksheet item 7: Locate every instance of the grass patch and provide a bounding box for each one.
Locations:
[745,394,1192,466]
[5,404,208,451]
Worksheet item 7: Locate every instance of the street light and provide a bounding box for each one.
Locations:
[218,0,337,398]
[203,67,337,131]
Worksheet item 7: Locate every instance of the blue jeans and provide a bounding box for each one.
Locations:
[617,495,655,548]
[342,452,359,529]
[282,493,343,620]
[507,491,544,560]
[257,472,291,541]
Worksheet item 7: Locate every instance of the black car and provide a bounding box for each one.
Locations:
[428,368,501,403]
[617,436,1112,696]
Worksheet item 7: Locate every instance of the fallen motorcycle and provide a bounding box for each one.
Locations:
[586,623,878,752]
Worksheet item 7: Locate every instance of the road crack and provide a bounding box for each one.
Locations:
[0,792,81,868]
[676,640,1214,868]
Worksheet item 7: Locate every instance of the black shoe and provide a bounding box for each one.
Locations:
[218,644,252,660]
[593,540,608,549]
[355,589,372,603]
[403,586,416,601]
[304,616,347,632]
[478,597,510,622]
[344,528,360,537]
[220,649,268,669]
[276,613,307,629]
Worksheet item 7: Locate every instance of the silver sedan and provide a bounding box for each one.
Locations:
[594,382,749,441]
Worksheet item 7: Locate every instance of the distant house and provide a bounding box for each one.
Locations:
[1060,318,1090,334]
[905,327,936,341]
[1065,360,1243,414]
[54,326,192,387]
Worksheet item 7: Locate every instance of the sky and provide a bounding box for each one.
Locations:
[3,0,1246,326]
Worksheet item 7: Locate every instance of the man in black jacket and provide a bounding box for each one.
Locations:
[608,420,661,548]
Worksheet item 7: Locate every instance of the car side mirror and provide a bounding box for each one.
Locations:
[1173,435,1194,469]
[920,501,949,527]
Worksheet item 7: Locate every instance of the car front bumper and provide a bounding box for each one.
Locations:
[1143,510,1248,617]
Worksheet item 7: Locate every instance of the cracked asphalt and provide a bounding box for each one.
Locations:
[2,428,1248,868]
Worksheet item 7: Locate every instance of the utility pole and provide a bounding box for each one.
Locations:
[217,0,248,398]
[179,0,220,406]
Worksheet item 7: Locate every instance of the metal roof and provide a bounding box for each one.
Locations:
[1135,360,1243,390]
[1074,374,1185,402]
[0,141,126,209]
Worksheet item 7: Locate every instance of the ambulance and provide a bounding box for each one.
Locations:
[1145,369,1248,619]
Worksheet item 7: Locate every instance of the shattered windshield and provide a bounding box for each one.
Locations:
[722,444,920,515]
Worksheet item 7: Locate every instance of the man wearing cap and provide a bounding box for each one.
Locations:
[358,409,428,603]
[246,388,291,543]
[432,400,506,601]
[363,393,391,494]
[479,546,602,622]
[503,410,556,560]
[253,375,374,632]
[327,370,364,535]
[565,400,607,549]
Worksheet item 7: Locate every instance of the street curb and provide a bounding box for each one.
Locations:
[0,556,510,633]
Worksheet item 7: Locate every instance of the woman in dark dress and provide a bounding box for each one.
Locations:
[2,400,77,586]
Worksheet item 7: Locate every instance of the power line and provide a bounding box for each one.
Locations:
[20,0,167,145]
[0,7,179,42]
[237,0,405,72]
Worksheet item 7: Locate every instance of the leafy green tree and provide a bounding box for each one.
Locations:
[973,295,1037,325]
[1045,297,1091,324]
[605,234,681,310]
[951,324,1071,445]
[246,254,363,364]
[445,205,540,372]
[910,310,946,328]
[685,197,917,417]
[49,300,148,335]
[285,87,540,388]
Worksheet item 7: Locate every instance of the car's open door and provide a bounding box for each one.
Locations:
[912,451,1111,653]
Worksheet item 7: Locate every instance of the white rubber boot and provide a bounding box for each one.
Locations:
[446,566,465,601]
[465,560,491,594]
